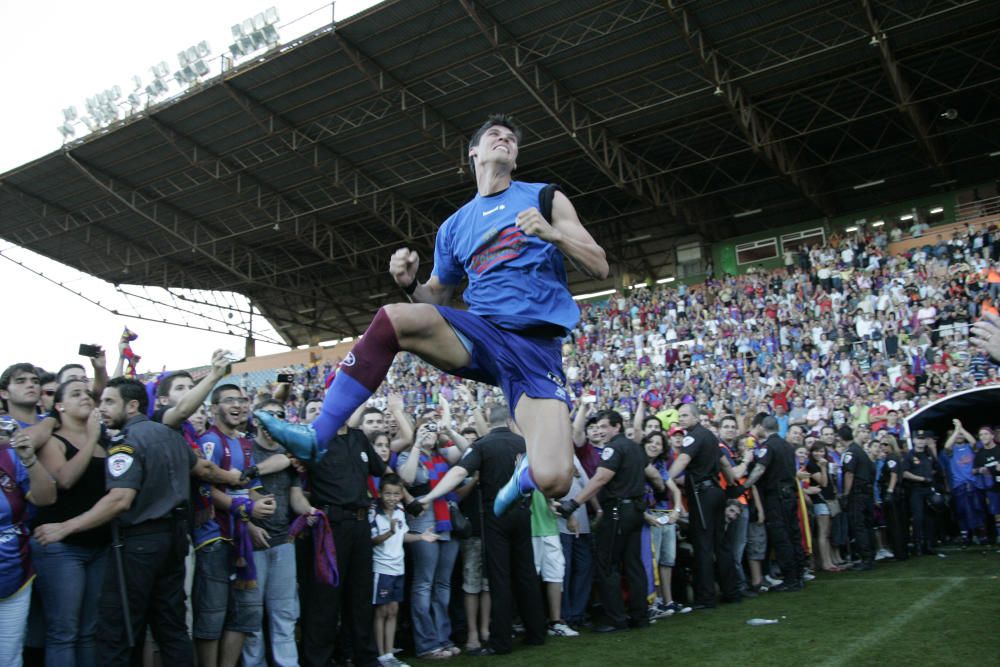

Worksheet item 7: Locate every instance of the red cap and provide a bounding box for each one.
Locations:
[668,425,684,436]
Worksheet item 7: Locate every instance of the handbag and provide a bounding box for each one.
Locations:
[448,501,474,539]
[826,497,841,518]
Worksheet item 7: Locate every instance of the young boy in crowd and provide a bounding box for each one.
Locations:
[370,474,438,667]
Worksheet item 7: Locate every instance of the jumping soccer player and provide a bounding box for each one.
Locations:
[256,114,609,513]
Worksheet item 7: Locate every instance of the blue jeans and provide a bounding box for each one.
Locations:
[409,538,459,656]
[242,543,299,667]
[31,539,108,667]
[559,532,593,624]
[726,504,750,591]
[0,580,32,667]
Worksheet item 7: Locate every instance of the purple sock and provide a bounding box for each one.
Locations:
[517,465,537,494]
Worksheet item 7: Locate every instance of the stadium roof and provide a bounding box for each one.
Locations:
[2,0,998,346]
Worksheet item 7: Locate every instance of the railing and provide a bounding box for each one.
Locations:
[956,194,1000,224]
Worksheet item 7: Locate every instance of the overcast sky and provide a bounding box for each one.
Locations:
[0,0,379,373]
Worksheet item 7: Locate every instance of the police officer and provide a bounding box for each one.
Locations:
[839,425,876,570]
[902,429,940,555]
[557,409,660,631]
[33,377,242,666]
[418,405,546,655]
[742,414,804,591]
[257,410,387,667]
[667,403,740,609]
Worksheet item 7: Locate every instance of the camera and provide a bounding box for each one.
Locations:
[277,373,294,383]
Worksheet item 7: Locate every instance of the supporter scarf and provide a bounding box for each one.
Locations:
[289,510,340,587]
[229,497,257,589]
[422,452,456,533]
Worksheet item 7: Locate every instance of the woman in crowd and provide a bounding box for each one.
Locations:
[397,420,462,660]
[0,418,56,667]
[642,431,687,618]
[805,442,841,572]
[30,379,110,667]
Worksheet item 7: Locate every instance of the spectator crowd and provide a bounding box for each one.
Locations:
[2,219,1000,667]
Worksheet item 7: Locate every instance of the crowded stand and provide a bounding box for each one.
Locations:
[3,218,1000,667]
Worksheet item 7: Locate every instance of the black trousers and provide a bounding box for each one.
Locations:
[762,487,804,582]
[884,493,908,559]
[97,521,193,667]
[593,501,646,627]
[848,489,876,562]
[688,485,739,605]
[483,504,546,654]
[300,517,378,667]
[907,486,935,553]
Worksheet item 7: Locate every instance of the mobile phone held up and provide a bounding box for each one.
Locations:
[79,343,102,358]
[277,373,294,383]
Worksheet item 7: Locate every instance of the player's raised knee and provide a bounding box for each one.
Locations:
[381,302,435,336]
[532,464,573,500]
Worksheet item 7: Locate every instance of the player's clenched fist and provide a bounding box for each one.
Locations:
[516,207,560,243]
[389,248,419,287]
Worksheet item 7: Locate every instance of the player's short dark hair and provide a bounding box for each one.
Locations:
[837,425,855,442]
[108,377,149,415]
[1,363,36,390]
[157,371,193,398]
[56,363,86,382]
[210,383,242,405]
[468,113,522,176]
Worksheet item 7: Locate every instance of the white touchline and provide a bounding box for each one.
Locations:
[819,577,964,667]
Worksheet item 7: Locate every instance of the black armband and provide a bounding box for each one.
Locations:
[403,277,419,296]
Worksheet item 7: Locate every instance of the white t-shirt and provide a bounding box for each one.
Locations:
[370,506,408,576]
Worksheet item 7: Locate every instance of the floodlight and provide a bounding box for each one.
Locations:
[174,71,187,85]
[57,123,75,138]
[262,24,279,44]
[62,106,78,122]
[153,61,170,79]
[196,41,210,58]
[253,13,266,30]
[110,85,122,100]
[242,19,254,35]
[251,30,267,49]
[178,50,190,67]
[185,46,198,65]
[240,35,255,53]
[132,75,142,90]
[81,116,98,132]
[127,93,142,109]
[232,23,244,38]
[193,60,210,77]
[265,7,279,24]
[229,43,245,58]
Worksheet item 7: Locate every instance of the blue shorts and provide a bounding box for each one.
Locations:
[373,572,405,605]
[436,306,571,412]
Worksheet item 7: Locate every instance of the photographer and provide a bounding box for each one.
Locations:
[396,417,461,660]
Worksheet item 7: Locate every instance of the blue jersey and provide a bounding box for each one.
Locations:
[432,181,580,332]
[194,429,258,548]
[942,443,977,488]
[0,448,32,599]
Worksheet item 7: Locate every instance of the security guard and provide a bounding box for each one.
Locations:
[840,425,876,570]
[418,405,546,655]
[559,409,662,631]
[33,377,242,667]
[256,410,387,667]
[901,429,940,555]
[667,403,740,609]
[742,414,804,591]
